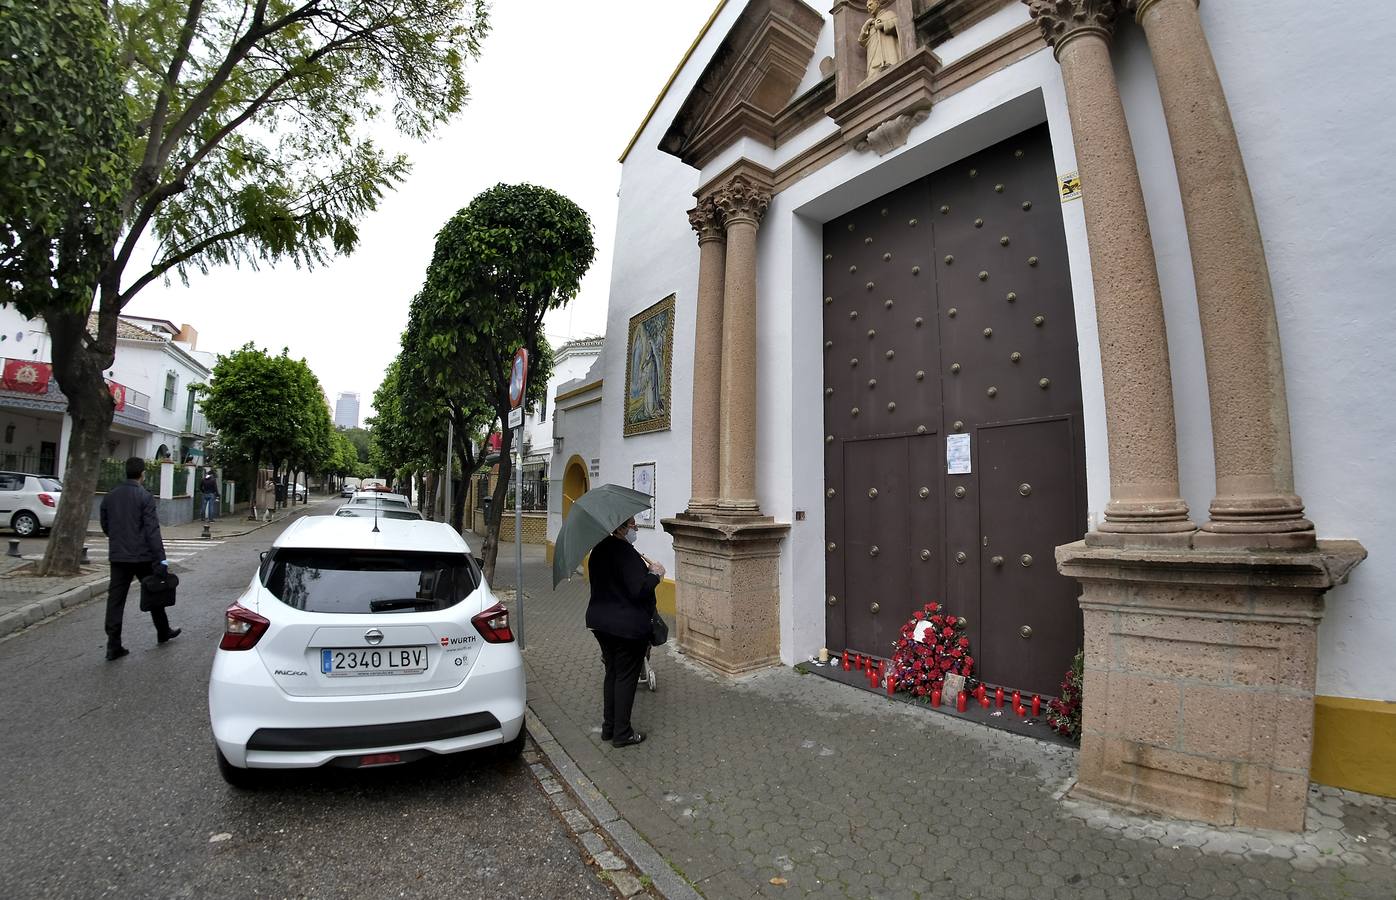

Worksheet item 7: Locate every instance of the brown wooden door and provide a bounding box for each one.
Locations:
[823,124,1085,695]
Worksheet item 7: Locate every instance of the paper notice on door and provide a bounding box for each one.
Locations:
[946,433,972,475]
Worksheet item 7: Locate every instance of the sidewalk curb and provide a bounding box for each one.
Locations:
[525,708,702,900]
[0,575,109,640]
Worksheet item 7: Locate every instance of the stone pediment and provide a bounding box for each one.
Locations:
[660,0,825,169]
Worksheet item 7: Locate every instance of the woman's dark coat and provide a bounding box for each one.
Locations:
[585,534,659,641]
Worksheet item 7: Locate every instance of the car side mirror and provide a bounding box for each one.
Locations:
[473,556,485,571]
[259,550,269,563]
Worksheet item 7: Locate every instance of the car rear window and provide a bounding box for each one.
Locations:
[334,508,422,520]
[264,550,480,614]
[38,477,62,491]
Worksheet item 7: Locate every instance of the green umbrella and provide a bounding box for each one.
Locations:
[552,483,653,588]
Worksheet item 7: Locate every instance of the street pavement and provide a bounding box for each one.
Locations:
[490,544,1396,900]
[0,501,614,900]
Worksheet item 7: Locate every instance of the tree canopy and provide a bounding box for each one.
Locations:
[200,343,334,490]
[7,0,490,574]
[408,183,594,576]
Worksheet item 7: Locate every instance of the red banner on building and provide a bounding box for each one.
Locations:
[2,359,52,394]
[108,381,127,412]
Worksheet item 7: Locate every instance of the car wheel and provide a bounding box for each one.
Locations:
[12,511,38,537]
[494,725,526,761]
[215,745,263,789]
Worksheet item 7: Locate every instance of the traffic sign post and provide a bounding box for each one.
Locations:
[509,349,528,650]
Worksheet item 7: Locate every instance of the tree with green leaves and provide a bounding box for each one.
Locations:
[415,183,593,578]
[2,0,132,573]
[5,0,488,574]
[199,343,332,509]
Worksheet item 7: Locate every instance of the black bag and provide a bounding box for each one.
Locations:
[649,609,668,647]
[139,567,179,611]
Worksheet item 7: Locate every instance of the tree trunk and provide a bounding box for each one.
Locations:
[481,420,514,582]
[39,310,116,576]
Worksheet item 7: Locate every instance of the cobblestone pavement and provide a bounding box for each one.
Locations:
[489,546,1396,900]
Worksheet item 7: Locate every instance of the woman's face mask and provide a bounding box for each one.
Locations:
[624,526,639,544]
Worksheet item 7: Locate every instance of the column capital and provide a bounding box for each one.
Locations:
[1023,0,1121,59]
[687,198,726,244]
[711,174,772,230]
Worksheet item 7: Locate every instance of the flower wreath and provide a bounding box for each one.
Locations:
[890,601,975,699]
[1046,649,1084,741]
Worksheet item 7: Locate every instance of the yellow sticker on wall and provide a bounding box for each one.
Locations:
[1059,170,1082,202]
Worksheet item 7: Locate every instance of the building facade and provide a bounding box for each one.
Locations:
[0,310,215,478]
[555,0,1393,827]
[334,392,360,429]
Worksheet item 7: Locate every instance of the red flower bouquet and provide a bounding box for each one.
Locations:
[890,602,975,700]
[1046,649,1084,741]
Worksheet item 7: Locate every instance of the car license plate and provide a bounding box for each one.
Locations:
[321,646,428,676]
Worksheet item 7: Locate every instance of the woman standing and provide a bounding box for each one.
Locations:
[586,516,664,747]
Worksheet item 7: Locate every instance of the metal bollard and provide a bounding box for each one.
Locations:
[7,539,19,558]
[81,546,90,565]
[202,524,211,540]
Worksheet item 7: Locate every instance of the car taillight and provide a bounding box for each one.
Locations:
[471,603,515,643]
[37,493,56,508]
[220,603,270,650]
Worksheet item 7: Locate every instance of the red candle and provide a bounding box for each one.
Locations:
[1012,690,1021,710]
[931,689,942,707]
[956,691,968,712]
[1031,695,1041,717]
[975,684,987,703]
[995,687,1004,708]
[842,650,850,671]
[856,653,864,671]
[980,694,991,709]
[1015,704,1026,717]
[886,675,897,696]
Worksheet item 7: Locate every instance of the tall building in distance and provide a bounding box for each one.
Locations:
[334,391,360,429]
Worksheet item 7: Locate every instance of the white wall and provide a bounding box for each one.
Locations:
[605,0,1395,701]
[528,343,602,457]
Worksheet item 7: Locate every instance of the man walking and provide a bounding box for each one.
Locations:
[100,457,179,660]
[200,468,218,522]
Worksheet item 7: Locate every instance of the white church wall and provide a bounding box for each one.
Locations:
[608,0,1394,702]
[1112,1,1396,704]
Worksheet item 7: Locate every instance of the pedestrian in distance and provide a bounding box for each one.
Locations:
[100,456,179,660]
[200,468,218,522]
[585,516,663,747]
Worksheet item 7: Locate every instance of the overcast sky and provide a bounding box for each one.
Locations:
[124,1,720,426]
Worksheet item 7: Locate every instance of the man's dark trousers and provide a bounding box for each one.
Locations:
[594,631,648,742]
[105,560,170,649]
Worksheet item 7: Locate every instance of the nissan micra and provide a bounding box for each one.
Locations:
[209,515,524,787]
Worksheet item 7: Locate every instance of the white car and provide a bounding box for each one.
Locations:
[0,471,62,536]
[334,504,423,521]
[208,515,524,787]
[347,491,411,508]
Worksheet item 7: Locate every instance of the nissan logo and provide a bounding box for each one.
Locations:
[363,629,384,646]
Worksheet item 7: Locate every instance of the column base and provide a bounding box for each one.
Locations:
[713,497,762,517]
[1057,539,1366,832]
[661,515,790,676]
[1200,495,1317,550]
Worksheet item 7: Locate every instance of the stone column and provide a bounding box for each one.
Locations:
[1025,0,1193,540]
[712,173,772,517]
[1126,0,1314,548]
[686,197,727,514]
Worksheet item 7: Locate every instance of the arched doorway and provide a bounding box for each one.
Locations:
[562,455,589,519]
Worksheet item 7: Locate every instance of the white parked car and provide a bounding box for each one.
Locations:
[208,515,523,787]
[334,504,423,521]
[347,491,411,508]
[0,471,62,536]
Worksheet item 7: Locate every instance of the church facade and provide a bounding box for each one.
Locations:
[549,0,1393,828]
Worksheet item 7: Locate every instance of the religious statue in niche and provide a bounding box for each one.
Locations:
[859,0,900,80]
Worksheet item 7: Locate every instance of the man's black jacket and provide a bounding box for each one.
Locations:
[100,479,167,564]
[585,534,659,641]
